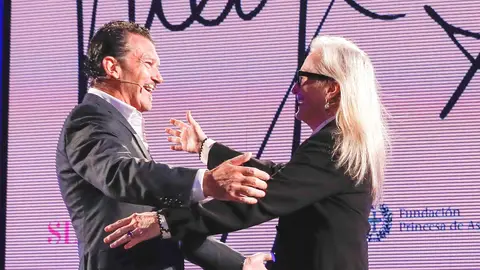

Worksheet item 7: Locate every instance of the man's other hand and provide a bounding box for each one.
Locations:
[103,212,160,249]
[166,111,206,153]
[243,252,273,270]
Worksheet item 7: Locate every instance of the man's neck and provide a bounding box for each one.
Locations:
[90,86,139,112]
[93,84,130,105]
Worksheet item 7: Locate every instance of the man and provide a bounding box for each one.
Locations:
[103,36,389,270]
[56,21,270,270]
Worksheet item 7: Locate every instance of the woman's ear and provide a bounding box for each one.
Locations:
[325,81,341,104]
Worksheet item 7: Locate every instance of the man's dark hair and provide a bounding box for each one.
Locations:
[84,21,153,79]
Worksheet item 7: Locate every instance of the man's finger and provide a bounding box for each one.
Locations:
[123,229,143,249]
[164,127,174,136]
[241,176,268,190]
[228,152,252,166]
[167,136,181,143]
[104,216,131,232]
[109,233,131,249]
[235,196,258,204]
[103,223,135,244]
[165,128,181,137]
[169,118,187,129]
[236,185,266,199]
[124,238,141,249]
[238,167,270,181]
[170,145,183,151]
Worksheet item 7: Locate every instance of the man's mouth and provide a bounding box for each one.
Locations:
[144,84,155,92]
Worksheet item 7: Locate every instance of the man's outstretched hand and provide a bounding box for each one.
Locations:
[203,152,270,204]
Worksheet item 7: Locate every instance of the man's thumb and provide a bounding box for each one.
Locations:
[263,252,273,262]
[186,111,195,124]
[229,152,252,165]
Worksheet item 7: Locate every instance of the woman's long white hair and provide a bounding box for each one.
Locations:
[310,36,389,202]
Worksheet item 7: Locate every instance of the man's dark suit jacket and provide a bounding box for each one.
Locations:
[56,93,199,270]
[161,121,373,270]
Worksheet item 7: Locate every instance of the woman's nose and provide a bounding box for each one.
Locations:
[292,84,300,94]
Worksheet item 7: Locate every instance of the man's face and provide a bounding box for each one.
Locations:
[292,53,330,128]
[118,33,162,112]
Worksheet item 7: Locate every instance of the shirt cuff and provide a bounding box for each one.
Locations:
[200,138,216,165]
[157,213,172,239]
[191,169,207,203]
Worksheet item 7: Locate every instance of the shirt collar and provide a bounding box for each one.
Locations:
[88,88,141,120]
[87,88,147,148]
[312,116,336,135]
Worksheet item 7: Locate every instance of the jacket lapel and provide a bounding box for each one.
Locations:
[133,133,152,160]
[82,93,152,160]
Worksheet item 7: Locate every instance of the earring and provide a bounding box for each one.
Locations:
[324,102,330,110]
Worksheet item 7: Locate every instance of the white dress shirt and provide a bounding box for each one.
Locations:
[88,88,206,202]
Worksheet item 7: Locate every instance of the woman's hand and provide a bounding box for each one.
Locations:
[103,212,160,249]
[166,111,207,153]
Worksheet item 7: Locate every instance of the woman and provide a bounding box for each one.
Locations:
[104,36,389,270]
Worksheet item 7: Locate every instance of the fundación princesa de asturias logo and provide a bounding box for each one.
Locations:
[367,204,392,242]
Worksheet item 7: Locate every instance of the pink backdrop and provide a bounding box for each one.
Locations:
[6,1,480,269]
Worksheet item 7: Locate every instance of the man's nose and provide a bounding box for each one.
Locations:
[152,70,164,84]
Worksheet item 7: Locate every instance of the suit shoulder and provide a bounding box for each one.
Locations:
[301,128,336,155]
[59,103,115,144]
[69,103,107,121]
[62,102,112,130]
[292,128,340,176]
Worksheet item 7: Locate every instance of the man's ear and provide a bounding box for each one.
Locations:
[102,56,121,79]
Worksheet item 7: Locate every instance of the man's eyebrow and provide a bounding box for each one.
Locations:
[141,54,159,62]
[140,55,160,68]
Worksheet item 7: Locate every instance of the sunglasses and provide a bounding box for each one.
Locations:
[295,70,334,85]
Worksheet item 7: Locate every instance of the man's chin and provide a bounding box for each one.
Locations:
[139,104,152,113]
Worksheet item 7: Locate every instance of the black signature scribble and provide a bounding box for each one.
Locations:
[424,5,480,119]
[129,0,135,22]
[145,0,266,30]
[76,0,268,101]
[345,0,405,20]
[146,0,267,30]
